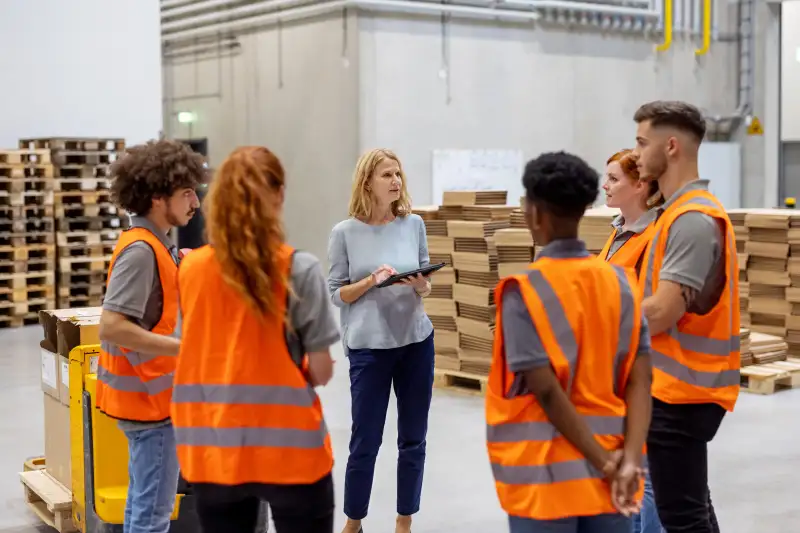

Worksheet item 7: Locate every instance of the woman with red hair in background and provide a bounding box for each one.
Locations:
[601,149,664,533]
[171,146,340,533]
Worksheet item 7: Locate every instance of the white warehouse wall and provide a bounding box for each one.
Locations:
[781,0,800,141]
[0,0,163,148]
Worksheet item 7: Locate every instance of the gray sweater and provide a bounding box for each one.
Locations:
[327,215,434,353]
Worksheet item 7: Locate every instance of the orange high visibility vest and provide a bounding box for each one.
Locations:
[600,221,657,276]
[171,243,333,486]
[96,227,179,422]
[486,255,644,521]
[639,188,740,411]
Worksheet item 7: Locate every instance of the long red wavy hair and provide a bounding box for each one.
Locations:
[205,146,288,319]
[607,149,663,209]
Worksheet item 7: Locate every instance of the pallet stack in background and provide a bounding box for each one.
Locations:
[579,207,619,254]
[729,210,751,327]
[0,148,56,328]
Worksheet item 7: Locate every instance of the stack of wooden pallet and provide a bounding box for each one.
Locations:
[19,138,129,309]
[413,206,458,371]
[0,148,56,328]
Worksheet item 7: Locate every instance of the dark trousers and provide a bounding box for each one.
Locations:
[647,398,725,533]
[193,473,335,533]
[343,332,435,520]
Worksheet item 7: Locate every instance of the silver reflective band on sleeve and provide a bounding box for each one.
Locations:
[174,424,328,449]
[526,270,578,391]
[650,350,740,388]
[610,265,635,396]
[486,415,625,443]
[100,341,166,366]
[491,457,603,485]
[97,366,174,395]
[172,384,317,407]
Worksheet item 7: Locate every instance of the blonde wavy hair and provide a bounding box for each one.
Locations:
[348,148,412,219]
[607,149,664,209]
[205,146,288,319]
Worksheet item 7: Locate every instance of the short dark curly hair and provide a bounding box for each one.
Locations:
[522,151,599,219]
[109,139,207,216]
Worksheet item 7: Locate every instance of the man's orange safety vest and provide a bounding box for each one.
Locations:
[638,189,740,411]
[486,252,644,521]
[171,243,333,486]
[96,227,179,422]
[600,220,657,277]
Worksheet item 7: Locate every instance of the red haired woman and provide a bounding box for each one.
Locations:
[601,149,664,533]
[171,146,340,533]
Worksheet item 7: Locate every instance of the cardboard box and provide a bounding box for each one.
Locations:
[38,307,103,491]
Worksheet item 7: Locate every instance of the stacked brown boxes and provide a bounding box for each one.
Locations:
[413,206,459,371]
[744,210,793,345]
[728,210,750,327]
[19,138,129,309]
[579,207,619,254]
[445,190,510,376]
[0,148,56,328]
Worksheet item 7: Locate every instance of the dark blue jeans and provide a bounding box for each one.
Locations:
[343,332,435,520]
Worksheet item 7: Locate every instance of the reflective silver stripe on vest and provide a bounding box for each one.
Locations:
[174,423,328,449]
[97,366,174,396]
[664,328,739,356]
[650,350,740,388]
[610,265,635,396]
[101,340,171,367]
[526,270,578,391]
[487,415,624,443]
[492,457,603,485]
[172,383,317,407]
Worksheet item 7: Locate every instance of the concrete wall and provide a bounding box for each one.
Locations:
[781,0,800,141]
[0,0,162,148]
[163,6,776,261]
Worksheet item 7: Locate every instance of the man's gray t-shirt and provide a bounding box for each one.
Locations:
[104,217,340,431]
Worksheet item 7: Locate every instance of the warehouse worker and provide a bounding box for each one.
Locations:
[601,149,662,275]
[96,140,206,533]
[600,149,665,533]
[486,151,653,533]
[171,146,339,533]
[632,100,740,533]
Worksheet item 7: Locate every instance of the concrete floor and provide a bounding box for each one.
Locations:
[1,325,799,533]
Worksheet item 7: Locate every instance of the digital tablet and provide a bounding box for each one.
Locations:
[376,263,447,288]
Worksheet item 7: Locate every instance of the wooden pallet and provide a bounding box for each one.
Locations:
[740,359,800,394]
[0,165,55,179]
[19,465,76,532]
[0,190,54,208]
[433,369,488,396]
[54,164,111,179]
[20,137,125,152]
[0,149,51,165]
[52,151,116,167]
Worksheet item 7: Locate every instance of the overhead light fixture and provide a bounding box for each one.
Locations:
[177,111,197,124]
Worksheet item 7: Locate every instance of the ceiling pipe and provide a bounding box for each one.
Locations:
[162,0,658,44]
[161,0,208,9]
[163,0,317,31]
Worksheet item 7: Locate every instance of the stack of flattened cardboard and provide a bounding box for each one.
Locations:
[415,206,459,370]
[749,331,788,364]
[439,190,508,221]
[579,207,620,254]
[494,228,535,278]
[447,202,510,376]
[510,209,527,230]
[785,215,800,355]
[728,210,750,327]
[740,327,753,366]
[744,210,793,338]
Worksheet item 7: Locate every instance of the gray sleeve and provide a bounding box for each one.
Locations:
[417,216,431,268]
[290,251,341,352]
[103,242,157,320]
[637,313,651,357]
[501,282,551,372]
[327,226,350,308]
[659,212,723,291]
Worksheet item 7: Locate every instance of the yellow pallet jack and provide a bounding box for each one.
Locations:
[68,344,268,532]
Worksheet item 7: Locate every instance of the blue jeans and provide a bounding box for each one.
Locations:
[122,423,181,533]
[343,333,435,520]
[509,513,631,533]
[632,471,664,533]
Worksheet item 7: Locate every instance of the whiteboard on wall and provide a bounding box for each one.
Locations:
[431,149,525,206]
[698,142,742,209]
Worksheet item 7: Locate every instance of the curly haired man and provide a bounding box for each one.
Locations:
[95,139,206,533]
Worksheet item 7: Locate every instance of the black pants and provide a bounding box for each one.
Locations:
[193,473,335,533]
[647,398,725,533]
